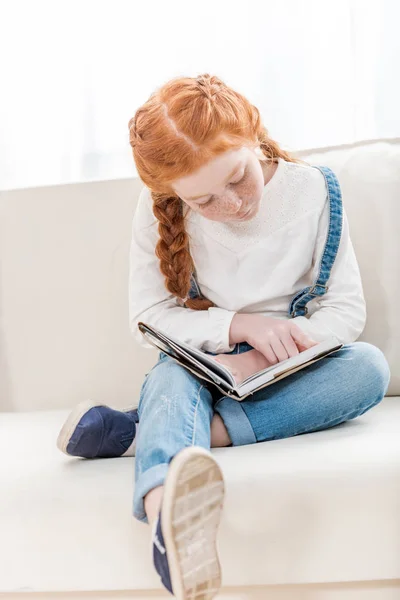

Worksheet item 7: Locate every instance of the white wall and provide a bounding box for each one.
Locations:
[0,177,157,412]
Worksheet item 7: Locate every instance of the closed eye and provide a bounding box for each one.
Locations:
[230,167,247,186]
[199,196,215,208]
[195,167,247,208]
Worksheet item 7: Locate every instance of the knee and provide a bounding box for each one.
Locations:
[142,355,193,391]
[346,342,391,404]
[138,355,202,416]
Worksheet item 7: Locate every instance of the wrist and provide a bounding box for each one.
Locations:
[229,313,248,345]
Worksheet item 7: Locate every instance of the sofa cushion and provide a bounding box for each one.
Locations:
[0,140,399,412]
[298,140,400,395]
[1,399,399,594]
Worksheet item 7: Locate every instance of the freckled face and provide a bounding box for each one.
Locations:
[172,147,266,223]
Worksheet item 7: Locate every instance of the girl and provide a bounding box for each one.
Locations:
[58,74,390,600]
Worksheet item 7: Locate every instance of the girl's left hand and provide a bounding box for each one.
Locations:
[213,349,270,385]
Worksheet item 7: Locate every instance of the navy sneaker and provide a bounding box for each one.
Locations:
[57,401,139,458]
[152,513,173,595]
[152,447,225,599]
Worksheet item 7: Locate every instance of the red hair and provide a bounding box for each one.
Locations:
[128,74,304,310]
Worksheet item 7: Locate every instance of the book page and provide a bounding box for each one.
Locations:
[236,338,342,397]
[138,322,236,387]
[138,323,342,400]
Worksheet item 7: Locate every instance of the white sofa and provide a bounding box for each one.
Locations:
[0,139,399,600]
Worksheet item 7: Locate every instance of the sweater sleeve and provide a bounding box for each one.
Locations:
[129,187,236,353]
[292,197,366,345]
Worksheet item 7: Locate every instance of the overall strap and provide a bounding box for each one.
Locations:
[188,272,202,300]
[289,165,343,318]
[182,271,207,307]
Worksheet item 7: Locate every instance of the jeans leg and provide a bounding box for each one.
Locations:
[215,342,390,445]
[133,353,214,522]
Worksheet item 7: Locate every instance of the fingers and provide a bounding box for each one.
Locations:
[257,329,300,364]
[257,341,279,365]
[263,330,301,364]
[280,331,299,358]
[269,333,289,363]
[245,319,318,365]
[290,324,318,351]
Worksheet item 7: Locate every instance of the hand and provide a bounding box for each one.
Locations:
[213,349,270,385]
[229,314,317,365]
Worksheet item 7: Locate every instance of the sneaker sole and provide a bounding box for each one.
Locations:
[161,447,225,600]
[56,400,137,456]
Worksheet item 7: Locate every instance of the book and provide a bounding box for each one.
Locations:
[138,322,343,401]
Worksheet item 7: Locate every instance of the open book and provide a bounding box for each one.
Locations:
[138,322,343,401]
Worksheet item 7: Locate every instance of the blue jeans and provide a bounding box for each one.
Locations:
[133,342,390,522]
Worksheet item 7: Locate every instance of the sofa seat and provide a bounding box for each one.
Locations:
[1,398,399,595]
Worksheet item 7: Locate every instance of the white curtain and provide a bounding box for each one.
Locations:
[1,0,399,191]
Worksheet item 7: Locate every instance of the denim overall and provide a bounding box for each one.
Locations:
[133,165,389,522]
[187,165,343,317]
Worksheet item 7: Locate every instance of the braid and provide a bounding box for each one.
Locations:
[195,74,223,100]
[151,192,214,311]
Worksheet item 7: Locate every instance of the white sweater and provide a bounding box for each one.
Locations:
[129,157,366,353]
